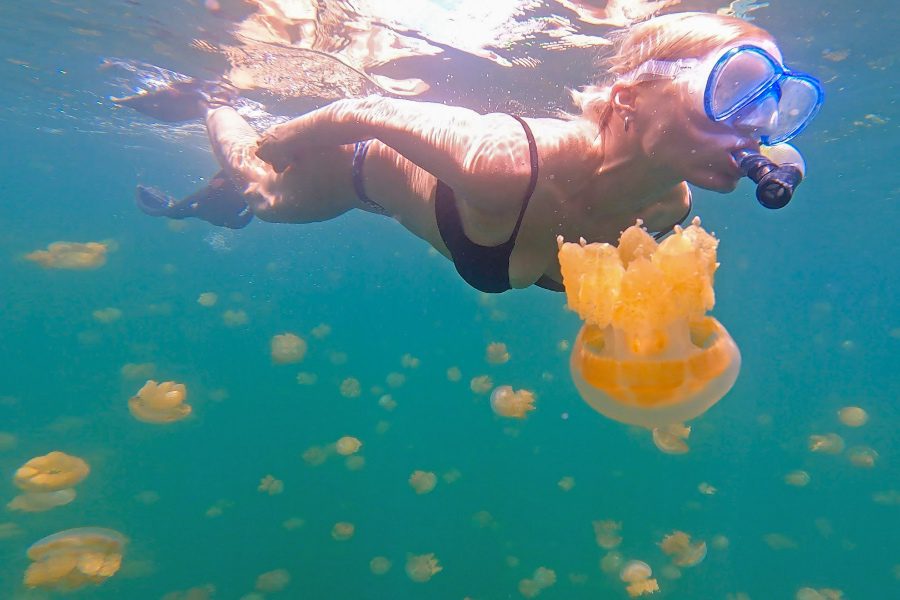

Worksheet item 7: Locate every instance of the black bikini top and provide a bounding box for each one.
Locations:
[434,114,564,293]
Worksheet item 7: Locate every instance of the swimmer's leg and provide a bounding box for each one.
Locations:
[135,171,254,229]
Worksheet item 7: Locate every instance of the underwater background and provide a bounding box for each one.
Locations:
[0,0,897,598]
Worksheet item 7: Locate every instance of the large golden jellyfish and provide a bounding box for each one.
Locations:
[128,380,192,423]
[558,218,740,430]
[9,451,89,513]
[23,527,126,590]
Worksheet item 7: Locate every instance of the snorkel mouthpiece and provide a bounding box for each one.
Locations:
[733,143,806,209]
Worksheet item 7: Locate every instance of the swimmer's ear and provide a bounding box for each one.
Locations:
[609,82,639,121]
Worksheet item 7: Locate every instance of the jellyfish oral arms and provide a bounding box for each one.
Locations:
[558,218,740,429]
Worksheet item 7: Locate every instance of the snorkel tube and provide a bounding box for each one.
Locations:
[733,143,806,209]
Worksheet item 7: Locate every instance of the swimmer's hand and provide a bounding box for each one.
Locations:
[255,131,293,174]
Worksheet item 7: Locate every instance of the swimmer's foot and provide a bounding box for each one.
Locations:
[112,80,237,122]
[136,173,253,229]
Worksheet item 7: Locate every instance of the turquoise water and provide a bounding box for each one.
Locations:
[0,1,897,598]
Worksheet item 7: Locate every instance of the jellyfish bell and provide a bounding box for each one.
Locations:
[560,219,740,429]
[620,560,652,583]
[14,451,90,492]
[659,531,707,567]
[129,380,192,424]
[405,553,442,583]
[24,527,126,590]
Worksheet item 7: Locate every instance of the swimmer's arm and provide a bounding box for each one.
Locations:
[256,96,528,209]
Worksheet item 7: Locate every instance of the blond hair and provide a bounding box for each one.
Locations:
[571,12,775,123]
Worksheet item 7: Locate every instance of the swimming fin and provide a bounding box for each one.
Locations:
[136,172,253,229]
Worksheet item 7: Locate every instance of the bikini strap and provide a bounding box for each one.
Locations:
[352,140,388,215]
[507,114,540,241]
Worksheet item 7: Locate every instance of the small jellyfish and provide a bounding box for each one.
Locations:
[370,556,392,575]
[302,446,329,467]
[197,292,218,307]
[222,309,249,327]
[847,446,878,468]
[710,535,730,550]
[652,424,691,454]
[331,521,355,541]
[442,469,462,484]
[446,366,462,382]
[24,527,126,590]
[0,522,23,539]
[599,551,623,574]
[518,578,542,598]
[311,323,331,339]
[558,476,575,491]
[255,568,291,593]
[340,377,362,398]
[14,451,89,492]
[784,470,811,487]
[257,475,284,495]
[490,386,536,418]
[409,470,437,494]
[533,566,557,588]
[25,241,108,270]
[557,340,570,352]
[697,482,717,495]
[808,433,845,454]
[486,342,510,364]
[92,307,122,324]
[345,455,366,471]
[329,351,349,365]
[134,490,160,505]
[762,532,797,550]
[837,406,868,427]
[271,333,307,364]
[296,372,318,385]
[401,353,421,368]
[405,553,442,583]
[470,375,493,394]
[335,436,362,456]
[386,372,406,388]
[658,531,707,567]
[620,560,658,597]
[378,394,397,411]
[282,517,305,530]
[120,362,156,380]
[592,520,623,550]
[0,431,17,451]
[128,380,192,424]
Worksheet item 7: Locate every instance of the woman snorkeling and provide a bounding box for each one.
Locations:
[118,12,822,293]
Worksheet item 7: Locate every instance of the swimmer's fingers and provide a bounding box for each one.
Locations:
[256,132,293,174]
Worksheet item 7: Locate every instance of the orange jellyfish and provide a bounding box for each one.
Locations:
[370,556,392,575]
[270,333,307,364]
[8,489,77,513]
[331,521,355,541]
[592,520,623,550]
[335,436,362,456]
[25,241,108,270]
[255,568,291,593]
[490,386,536,418]
[409,470,437,494]
[658,531,707,567]
[486,342,510,364]
[620,560,659,597]
[559,218,740,429]
[405,553,442,582]
[14,451,89,492]
[23,527,126,590]
[128,380,192,423]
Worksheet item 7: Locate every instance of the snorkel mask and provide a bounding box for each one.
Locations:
[621,44,824,208]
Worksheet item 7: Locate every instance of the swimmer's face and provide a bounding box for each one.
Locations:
[630,38,781,192]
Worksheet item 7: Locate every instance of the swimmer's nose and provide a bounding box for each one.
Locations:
[732,96,779,138]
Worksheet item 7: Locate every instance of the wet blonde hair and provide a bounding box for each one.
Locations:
[571,12,775,124]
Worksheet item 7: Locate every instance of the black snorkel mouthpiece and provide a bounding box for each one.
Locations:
[733,147,805,210]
